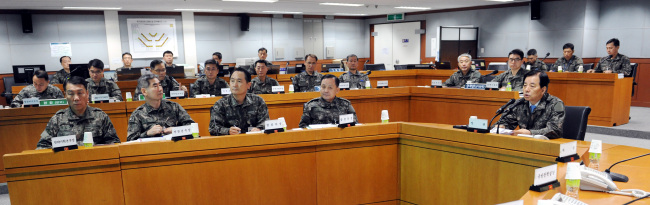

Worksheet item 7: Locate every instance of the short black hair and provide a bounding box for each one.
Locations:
[34,70,49,81]
[258,47,267,53]
[527,49,537,56]
[205,59,218,67]
[150,59,164,69]
[524,70,550,90]
[254,60,268,67]
[232,67,252,83]
[163,50,173,57]
[346,54,358,62]
[563,43,575,51]
[88,59,104,70]
[64,76,88,92]
[305,54,318,61]
[322,74,340,87]
[122,52,132,58]
[606,38,620,47]
[212,52,222,60]
[59,56,71,63]
[508,49,524,60]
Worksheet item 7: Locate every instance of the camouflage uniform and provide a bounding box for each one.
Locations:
[444,69,481,87]
[339,71,369,89]
[491,69,530,91]
[595,54,632,77]
[134,75,180,100]
[11,84,64,108]
[86,78,123,101]
[36,106,120,149]
[127,100,195,141]
[249,76,280,94]
[50,69,70,84]
[525,59,548,72]
[299,97,358,128]
[209,93,269,135]
[553,55,584,72]
[190,77,229,97]
[292,71,323,92]
[496,93,565,139]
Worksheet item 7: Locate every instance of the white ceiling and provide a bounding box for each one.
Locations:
[0,0,530,16]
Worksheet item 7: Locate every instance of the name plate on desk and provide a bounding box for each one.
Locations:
[91,94,110,102]
[40,99,67,107]
[23,97,39,106]
[221,88,231,95]
[271,86,285,93]
[264,119,285,133]
[377,81,388,88]
[618,73,624,79]
[486,82,499,89]
[339,83,350,90]
[171,125,193,141]
[556,141,579,162]
[534,164,558,186]
[170,90,185,98]
[431,80,442,88]
[464,83,486,90]
[52,135,78,152]
[339,114,354,124]
[468,118,488,130]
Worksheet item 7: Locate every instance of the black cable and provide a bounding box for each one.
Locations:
[623,193,650,205]
[605,153,650,173]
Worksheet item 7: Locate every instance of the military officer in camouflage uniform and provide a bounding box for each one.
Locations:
[116,52,134,70]
[444,53,481,87]
[134,59,188,100]
[249,60,280,94]
[299,74,357,128]
[11,70,64,108]
[525,49,548,71]
[588,38,632,77]
[496,70,565,139]
[50,56,71,84]
[339,54,370,89]
[553,43,584,72]
[85,59,123,101]
[492,49,530,91]
[36,76,120,149]
[292,54,323,92]
[191,59,229,97]
[127,74,195,141]
[210,68,269,135]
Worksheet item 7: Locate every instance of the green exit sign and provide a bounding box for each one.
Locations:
[387,13,404,21]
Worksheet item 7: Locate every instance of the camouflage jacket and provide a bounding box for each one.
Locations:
[11,84,64,108]
[292,71,323,92]
[339,71,369,89]
[190,77,229,97]
[553,55,584,72]
[50,69,70,84]
[299,97,358,128]
[595,54,632,77]
[249,76,280,94]
[491,69,529,91]
[444,69,481,87]
[209,93,269,135]
[496,93,565,139]
[127,100,195,141]
[525,59,548,72]
[134,75,180,100]
[86,78,123,101]
[36,106,120,149]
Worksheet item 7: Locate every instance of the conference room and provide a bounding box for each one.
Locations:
[1,0,649,204]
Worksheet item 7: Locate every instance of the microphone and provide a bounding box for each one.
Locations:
[495,99,516,114]
[604,153,650,182]
[541,52,550,62]
[365,60,370,64]
[467,49,472,57]
[491,99,524,134]
[480,70,498,83]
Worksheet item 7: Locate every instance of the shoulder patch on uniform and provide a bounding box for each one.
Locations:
[554,102,565,112]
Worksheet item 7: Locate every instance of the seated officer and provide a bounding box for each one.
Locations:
[553,43,583,72]
[339,54,369,89]
[292,54,323,92]
[496,70,565,139]
[191,59,229,97]
[210,68,269,135]
[491,49,529,91]
[11,70,64,108]
[36,76,120,149]
[588,38,632,76]
[134,59,187,100]
[444,53,480,87]
[50,56,71,84]
[299,74,357,128]
[86,59,123,101]
[127,74,195,141]
[525,49,548,71]
[249,60,280,94]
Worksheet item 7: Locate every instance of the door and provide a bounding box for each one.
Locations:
[373,24,393,70]
[373,22,421,70]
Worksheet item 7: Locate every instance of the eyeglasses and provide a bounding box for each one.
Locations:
[90,70,103,75]
[509,58,522,62]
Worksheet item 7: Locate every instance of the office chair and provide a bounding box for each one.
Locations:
[562,106,591,140]
[2,77,27,105]
[583,63,593,71]
[631,63,638,96]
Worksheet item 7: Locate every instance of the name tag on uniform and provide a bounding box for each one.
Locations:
[170,90,185,98]
[486,82,499,89]
[52,135,77,150]
[221,88,231,95]
[431,80,442,87]
[339,83,350,89]
[91,94,110,102]
[23,97,39,106]
[271,86,284,93]
[339,114,354,124]
[377,81,388,88]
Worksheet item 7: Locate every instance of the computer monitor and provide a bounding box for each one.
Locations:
[116,67,143,81]
[69,63,90,79]
[321,64,341,73]
[217,65,232,77]
[166,66,185,78]
[364,64,386,71]
[406,64,434,70]
[472,59,486,70]
[294,64,305,74]
[394,64,408,70]
[12,65,46,84]
[435,62,452,70]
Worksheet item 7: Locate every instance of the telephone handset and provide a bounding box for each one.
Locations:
[547,193,588,205]
[579,165,618,192]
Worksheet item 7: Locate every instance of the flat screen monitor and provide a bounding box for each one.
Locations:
[406,64,434,69]
[217,65,232,77]
[364,64,386,71]
[294,64,305,74]
[321,64,341,73]
[116,67,143,81]
[69,64,90,79]
[166,66,185,78]
[435,62,452,70]
[12,65,46,84]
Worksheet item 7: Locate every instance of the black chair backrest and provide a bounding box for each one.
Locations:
[631,63,638,80]
[563,106,591,140]
[3,76,23,104]
[583,63,593,71]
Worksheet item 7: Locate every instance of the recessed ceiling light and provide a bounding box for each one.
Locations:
[334,13,367,16]
[63,7,121,10]
[395,6,431,10]
[262,11,303,14]
[223,0,278,2]
[174,9,222,12]
[320,3,364,7]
